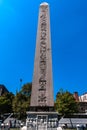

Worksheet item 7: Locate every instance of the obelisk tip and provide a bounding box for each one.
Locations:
[40,2,49,6]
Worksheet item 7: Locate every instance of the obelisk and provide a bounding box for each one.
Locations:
[27,3,58,130]
[30,2,54,111]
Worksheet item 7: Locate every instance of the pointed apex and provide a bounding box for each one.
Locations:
[40,2,49,6]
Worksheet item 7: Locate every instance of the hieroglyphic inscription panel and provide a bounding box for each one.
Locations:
[30,3,54,107]
[38,5,48,106]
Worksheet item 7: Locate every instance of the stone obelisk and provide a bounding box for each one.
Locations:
[30,2,54,111]
[27,3,58,130]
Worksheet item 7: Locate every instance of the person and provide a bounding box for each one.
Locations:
[14,119,16,128]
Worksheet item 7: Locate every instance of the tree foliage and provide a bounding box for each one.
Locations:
[12,83,32,119]
[20,83,32,98]
[55,89,78,116]
[0,92,14,115]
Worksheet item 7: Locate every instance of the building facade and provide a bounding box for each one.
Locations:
[0,84,9,96]
[74,92,87,113]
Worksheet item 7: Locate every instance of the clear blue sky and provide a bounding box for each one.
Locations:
[0,0,87,99]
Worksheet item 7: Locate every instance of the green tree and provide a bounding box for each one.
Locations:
[0,92,14,115]
[4,92,14,111]
[55,89,78,116]
[12,83,32,119]
[20,83,32,97]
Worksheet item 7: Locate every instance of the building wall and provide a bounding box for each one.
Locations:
[79,93,87,102]
[0,84,9,96]
[73,92,87,113]
[78,102,87,113]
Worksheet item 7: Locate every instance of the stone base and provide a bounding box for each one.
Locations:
[26,111,58,130]
[29,106,55,112]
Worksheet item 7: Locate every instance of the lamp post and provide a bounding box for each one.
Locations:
[20,78,22,91]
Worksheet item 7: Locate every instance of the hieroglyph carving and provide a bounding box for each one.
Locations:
[38,6,48,106]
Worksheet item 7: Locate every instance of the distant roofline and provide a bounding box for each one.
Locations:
[0,84,9,94]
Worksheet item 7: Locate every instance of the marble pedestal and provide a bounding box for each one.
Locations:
[26,111,58,130]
